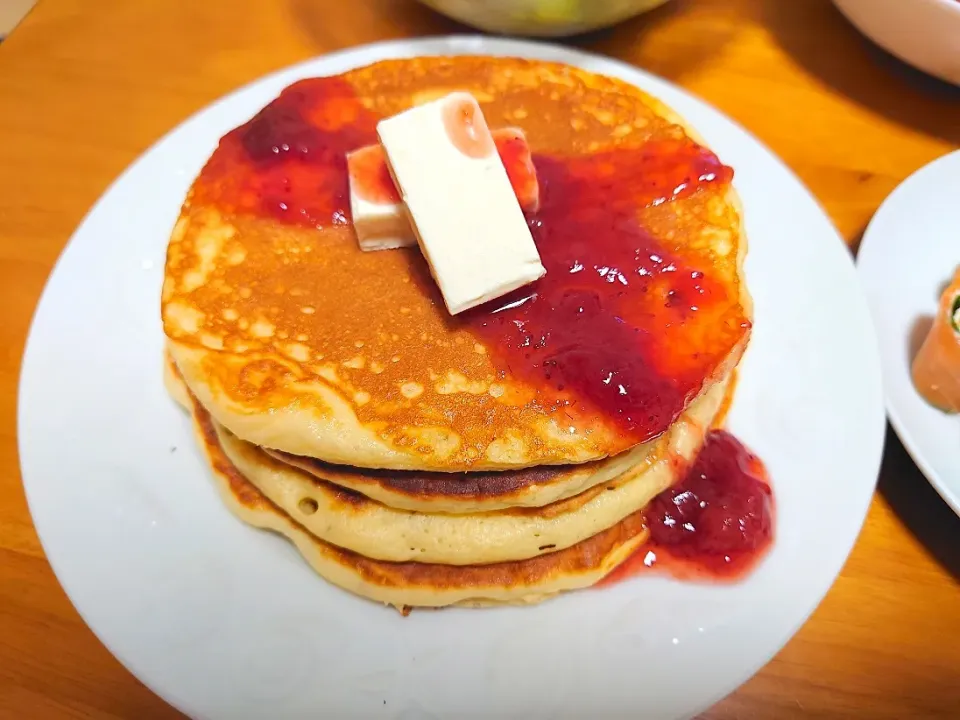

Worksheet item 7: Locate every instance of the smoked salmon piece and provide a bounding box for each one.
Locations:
[912,266,960,413]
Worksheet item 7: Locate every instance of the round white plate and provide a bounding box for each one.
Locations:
[19,37,885,720]
[857,150,960,516]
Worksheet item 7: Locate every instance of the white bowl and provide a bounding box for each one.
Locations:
[833,0,960,85]
[417,0,671,37]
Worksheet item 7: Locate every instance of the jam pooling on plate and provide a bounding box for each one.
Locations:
[194,76,748,446]
[602,429,774,585]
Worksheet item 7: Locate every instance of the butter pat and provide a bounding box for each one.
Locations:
[377,93,546,314]
[348,128,541,252]
[346,144,416,251]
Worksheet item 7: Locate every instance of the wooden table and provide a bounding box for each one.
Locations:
[1,0,958,717]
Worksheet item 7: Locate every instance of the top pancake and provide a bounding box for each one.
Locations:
[162,56,751,471]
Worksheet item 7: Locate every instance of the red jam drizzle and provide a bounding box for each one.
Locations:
[464,143,739,445]
[602,429,774,585]
[193,77,379,228]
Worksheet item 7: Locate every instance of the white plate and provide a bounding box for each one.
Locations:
[832,0,960,87]
[18,37,885,720]
[857,150,960,516]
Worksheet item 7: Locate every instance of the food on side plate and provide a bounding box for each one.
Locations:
[160,55,773,611]
[912,266,960,413]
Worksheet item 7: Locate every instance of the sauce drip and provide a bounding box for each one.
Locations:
[602,429,774,585]
[465,144,741,445]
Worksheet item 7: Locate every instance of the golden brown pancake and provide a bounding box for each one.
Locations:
[190,391,650,610]
[162,57,750,472]
[162,56,751,472]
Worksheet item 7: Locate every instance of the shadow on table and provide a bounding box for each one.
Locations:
[878,424,960,580]
[761,0,960,147]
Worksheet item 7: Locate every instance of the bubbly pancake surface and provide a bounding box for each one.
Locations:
[163,56,751,470]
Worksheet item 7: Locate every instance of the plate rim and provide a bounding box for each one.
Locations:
[17,34,887,720]
[856,148,960,517]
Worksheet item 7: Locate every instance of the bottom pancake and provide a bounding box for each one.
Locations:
[190,398,650,610]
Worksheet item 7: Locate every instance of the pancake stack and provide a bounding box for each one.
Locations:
[161,56,752,611]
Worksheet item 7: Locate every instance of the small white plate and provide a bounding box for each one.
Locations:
[857,150,960,516]
[18,37,885,719]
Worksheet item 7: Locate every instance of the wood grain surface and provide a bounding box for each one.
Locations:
[1,0,958,717]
